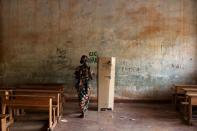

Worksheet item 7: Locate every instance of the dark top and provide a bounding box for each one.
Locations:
[75,64,92,81]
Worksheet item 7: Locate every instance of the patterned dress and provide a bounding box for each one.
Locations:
[75,64,92,113]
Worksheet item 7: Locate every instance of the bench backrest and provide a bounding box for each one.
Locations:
[13,90,59,103]
[17,84,64,91]
[2,94,53,109]
[174,85,197,94]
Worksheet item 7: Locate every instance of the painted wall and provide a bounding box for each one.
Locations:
[0,0,3,85]
[1,0,197,99]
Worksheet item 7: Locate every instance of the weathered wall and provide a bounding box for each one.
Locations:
[0,0,3,85]
[1,0,197,99]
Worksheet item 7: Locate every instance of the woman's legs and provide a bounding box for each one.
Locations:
[78,82,90,118]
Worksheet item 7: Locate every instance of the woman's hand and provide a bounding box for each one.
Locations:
[79,80,83,86]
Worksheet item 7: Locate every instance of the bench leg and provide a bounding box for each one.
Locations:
[53,108,56,122]
[183,104,187,119]
[175,94,178,110]
[188,100,192,125]
[57,94,60,118]
[14,109,20,116]
[49,99,52,129]
[21,109,25,115]
[9,108,14,124]
[2,104,6,114]
[1,117,6,131]
[172,94,175,105]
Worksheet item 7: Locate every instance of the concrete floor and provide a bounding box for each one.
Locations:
[10,102,197,131]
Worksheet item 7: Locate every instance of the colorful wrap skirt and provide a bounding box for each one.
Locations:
[76,80,90,113]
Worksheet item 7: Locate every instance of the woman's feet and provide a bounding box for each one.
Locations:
[79,112,84,118]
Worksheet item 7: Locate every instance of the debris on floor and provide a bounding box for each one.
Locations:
[60,119,68,123]
[129,118,136,121]
[119,116,127,120]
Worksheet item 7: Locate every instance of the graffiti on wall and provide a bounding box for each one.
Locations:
[45,47,72,71]
[116,58,188,88]
[88,51,97,64]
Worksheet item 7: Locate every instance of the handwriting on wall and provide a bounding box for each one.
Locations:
[116,58,187,88]
[88,51,97,64]
[45,48,72,71]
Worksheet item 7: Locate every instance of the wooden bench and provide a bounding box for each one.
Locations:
[174,88,197,125]
[2,84,64,116]
[182,88,197,94]
[0,91,12,131]
[1,93,58,131]
[172,85,197,110]
[10,89,61,119]
[0,114,10,131]
[0,114,6,131]
[179,88,197,105]
[17,84,64,116]
[186,93,197,125]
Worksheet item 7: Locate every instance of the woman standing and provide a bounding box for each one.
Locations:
[74,55,92,118]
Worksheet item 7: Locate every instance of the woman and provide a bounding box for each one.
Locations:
[74,55,92,118]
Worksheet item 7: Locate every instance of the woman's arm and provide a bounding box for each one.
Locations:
[88,67,93,80]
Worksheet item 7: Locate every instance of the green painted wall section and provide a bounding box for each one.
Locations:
[1,0,197,99]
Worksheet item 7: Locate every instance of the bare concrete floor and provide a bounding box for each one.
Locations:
[10,102,197,131]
